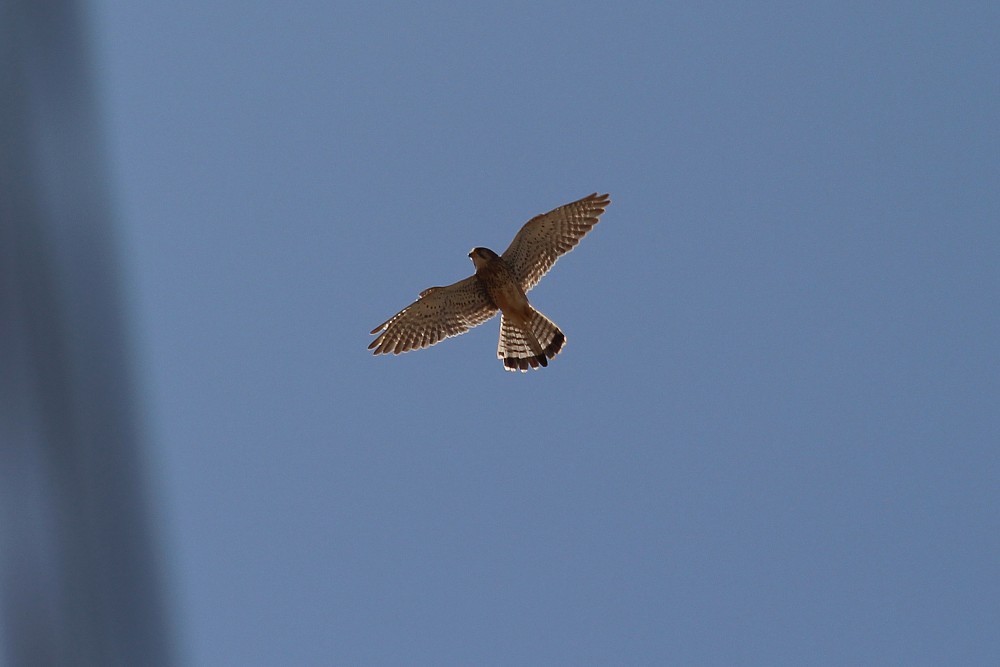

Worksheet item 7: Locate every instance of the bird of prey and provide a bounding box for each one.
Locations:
[369,192,610,371]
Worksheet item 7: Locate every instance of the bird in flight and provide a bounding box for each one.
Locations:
[369,192,610,371]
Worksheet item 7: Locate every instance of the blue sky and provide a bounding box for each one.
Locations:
[87,2,997,664]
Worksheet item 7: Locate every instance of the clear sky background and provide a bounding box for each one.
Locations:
[86,2,997,664]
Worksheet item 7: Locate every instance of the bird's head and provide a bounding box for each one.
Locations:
[468,247,498,271]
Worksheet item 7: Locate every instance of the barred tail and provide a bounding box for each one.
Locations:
[497,308,566,372]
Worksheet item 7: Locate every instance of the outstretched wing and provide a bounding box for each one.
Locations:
[369,276,498,355]
[501,192,610,292]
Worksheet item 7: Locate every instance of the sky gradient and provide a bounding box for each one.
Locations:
[85,2,998,664]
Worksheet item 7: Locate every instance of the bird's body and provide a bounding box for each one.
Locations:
[470,247,530,321]
[369,193,610,371]
[469,246,564,370]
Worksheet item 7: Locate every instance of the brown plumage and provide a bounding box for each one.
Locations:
[369,192,610,372]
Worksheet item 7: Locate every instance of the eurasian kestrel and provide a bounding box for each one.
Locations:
[369,192,610,371]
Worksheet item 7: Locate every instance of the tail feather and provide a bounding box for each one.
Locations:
[498,308,566,372]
